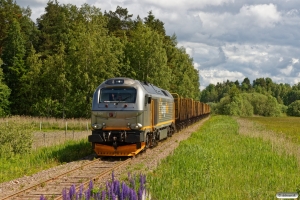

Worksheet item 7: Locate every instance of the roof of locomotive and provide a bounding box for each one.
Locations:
[100,77,173,99]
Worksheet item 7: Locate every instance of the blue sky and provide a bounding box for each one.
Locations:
[17,0,300,90]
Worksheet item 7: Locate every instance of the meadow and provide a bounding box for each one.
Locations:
[243,116,300,144]
[148,116,300,199]
[0,115,90,131]
[2,115,300,200]
[0,116,93,183]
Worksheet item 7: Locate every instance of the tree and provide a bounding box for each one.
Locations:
[66,4,125,117]
[217,86,253,117]
[241,77,252,92]
[125,22,170,89]
[242,93,281,116]
[287,100,300,117]
[1,18,26,114]
[36,0,71,56]
[284,90,300,106]
[0,58,11,116]
[200,84,218,102]
[144,11,166,36]
[19,46,43,115]
[104,6,133,37]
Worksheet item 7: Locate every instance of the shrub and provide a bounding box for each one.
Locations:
[0,121,33,158]
[217,95,253,117]
[287,100,300,117]
[240,93,281,116]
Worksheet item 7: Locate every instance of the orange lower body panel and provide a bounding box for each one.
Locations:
[94,142,146,156]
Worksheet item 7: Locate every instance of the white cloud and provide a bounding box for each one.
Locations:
[280,65,293,76]
[292,58,299,64]
[239,4,281,28]
[199,69,245,90]
[142,0,235,10]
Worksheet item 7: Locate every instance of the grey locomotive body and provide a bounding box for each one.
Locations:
[88,77,175,156]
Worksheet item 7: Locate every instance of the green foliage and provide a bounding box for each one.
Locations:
[0,122,33,158]
[0,1,204,117]
[104,6,134,37]
[217,95,253,117]
[125,22,170,89]
[287,100,300,117]
[0,0,37,54]
[0,59,11,116]
[216,92,282,117]
[242,93,282,116]
[1,18,27,114]
[284,90,300,106]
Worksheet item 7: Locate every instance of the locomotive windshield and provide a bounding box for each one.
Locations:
[100,87,137,103]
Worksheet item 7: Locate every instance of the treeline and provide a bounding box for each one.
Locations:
[0,0,200,118]
[201,77,300,117]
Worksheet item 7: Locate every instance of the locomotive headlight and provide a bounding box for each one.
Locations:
[130,123,142,130]
[92,123,103,129]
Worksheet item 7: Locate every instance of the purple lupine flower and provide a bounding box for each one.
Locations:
[78,184,84,199]
[85,190,90,200]
[40,195,46,200]
[116,181,121,197]
[69,185,76,199]
[110,179,114,199]
[106,181,111,199]
[138,187,143,200]
[113,180,120,195]
[89,180,93,191]
[94,191,101,200]
[138,174,146,200]
[112,192,116,200]
[117,181,123,200]
[112,170,115,182]
[62,188,69,200]
[130,174,136,190]
[129,188,137,200]
[122,182,129,198]
[101,190,106,200]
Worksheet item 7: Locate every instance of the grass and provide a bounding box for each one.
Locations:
[243,116,300,144]
[0,139,93,183]
[0,115,90,131]
[148,115,300,199]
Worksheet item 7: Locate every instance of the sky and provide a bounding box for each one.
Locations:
[16,0,300,90]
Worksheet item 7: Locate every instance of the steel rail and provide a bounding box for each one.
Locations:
[1,157,101,200]
[53,158,131,200]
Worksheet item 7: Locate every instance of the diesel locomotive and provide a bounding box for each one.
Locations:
[88,77,210,156]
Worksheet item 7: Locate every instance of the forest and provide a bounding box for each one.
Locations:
[200,77,300,117]
[0,0,200,118]
[0,0,299,118]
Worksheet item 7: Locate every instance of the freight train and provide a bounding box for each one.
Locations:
[88,77,210,156]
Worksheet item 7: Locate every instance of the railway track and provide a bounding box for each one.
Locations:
[2,157,131,200]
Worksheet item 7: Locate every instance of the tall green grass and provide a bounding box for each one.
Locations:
[0,116,90,131]
[148,116,300,199]
[244,116,300,144]
[0,139,93,183]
